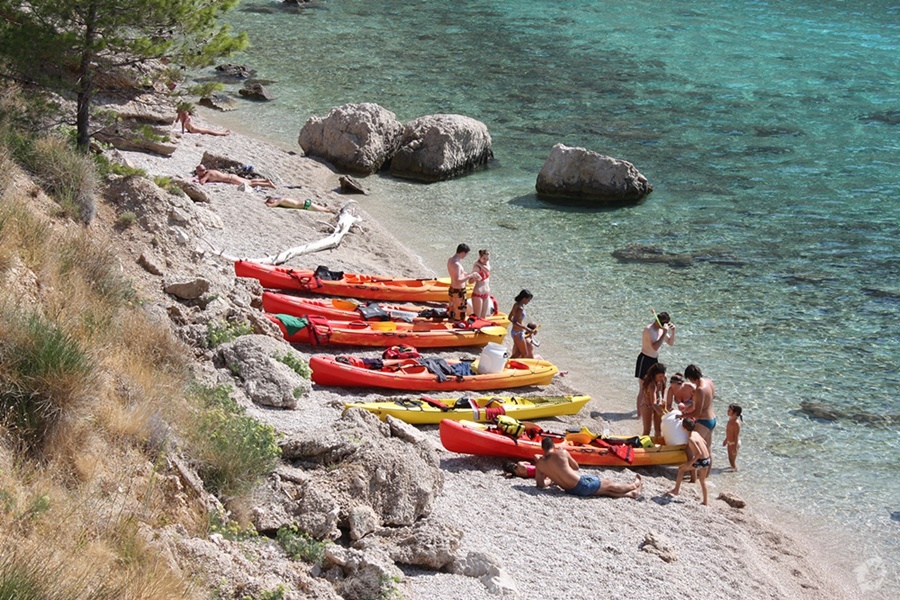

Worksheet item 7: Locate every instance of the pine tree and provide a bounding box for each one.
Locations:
[0,0,248,149]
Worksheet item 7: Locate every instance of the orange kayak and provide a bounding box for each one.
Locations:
[266,313,507,348]
[310,355,558,391]
[261,291,509,327]
[440,420,687,467]
[235,261,472,302]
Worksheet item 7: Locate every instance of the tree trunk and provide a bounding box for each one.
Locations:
[75,3,98,151]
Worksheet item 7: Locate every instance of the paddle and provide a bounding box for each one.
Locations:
[370,322,397,332]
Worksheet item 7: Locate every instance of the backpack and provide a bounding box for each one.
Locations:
[382,345,420,360]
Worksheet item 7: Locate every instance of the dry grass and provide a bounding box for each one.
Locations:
[0,139,196,597]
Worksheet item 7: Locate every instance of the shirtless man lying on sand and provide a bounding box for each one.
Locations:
[194,164,276,189]
[535,437,642,499]
[264,196,336,213]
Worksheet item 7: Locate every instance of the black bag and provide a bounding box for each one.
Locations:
[314,265,344,281]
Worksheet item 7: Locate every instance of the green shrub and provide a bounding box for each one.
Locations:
[152,176,184,197]
[206,320,253,348]
[0,311,94,453]
[18,135,97,225]
[116,211,137,229]
[274,352,311,379]
[188,384,280,498]
[276,526,326,567]
[92,152,146,180]
[207,508,257,542]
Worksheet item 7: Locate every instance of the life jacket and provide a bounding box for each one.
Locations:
[495,415,525,438]
[382,344,420,360]
[357,303,391,321]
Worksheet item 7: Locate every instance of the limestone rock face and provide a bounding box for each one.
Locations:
[536,143,652,203]
[215,334,312,408]
[298,103,403,175]
[389,114,493,182]
[279,409,443,528]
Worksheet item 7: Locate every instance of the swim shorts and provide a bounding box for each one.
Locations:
[566,474,602,497]
[693,457,711,469]
[448,287,467,298]
[634,353,658,379]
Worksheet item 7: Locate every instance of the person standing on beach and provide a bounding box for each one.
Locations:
[535,437,643,498]
[665,372,695,412]
[635,311,675,414]
[683,364,716,455]
[447,243,473,322]
[723,404,743,470]
[509,289,537,359]
[639,362,667,438]
[666,417,711,505]
[470,248,492,319]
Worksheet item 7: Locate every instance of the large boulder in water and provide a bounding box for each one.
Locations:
[535,143,652,204]
[298,103,403,175]
[389,114,494,182]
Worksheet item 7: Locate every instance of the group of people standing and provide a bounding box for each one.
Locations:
[446,243,538,359]
[634,311,744,503]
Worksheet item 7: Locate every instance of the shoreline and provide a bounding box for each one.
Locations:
[117,110,872,598]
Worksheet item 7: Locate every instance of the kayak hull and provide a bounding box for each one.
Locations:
[261,291,510,327]
[344,395,591,425]
[439,419,687,467]
[236,261,470,302]
[267,313,506,348]
[310,356,558,391]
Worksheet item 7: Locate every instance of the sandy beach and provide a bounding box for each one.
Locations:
[112,111,870,600]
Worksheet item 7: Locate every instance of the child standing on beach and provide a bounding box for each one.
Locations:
[666,417,711,505]
[723,404,743,470]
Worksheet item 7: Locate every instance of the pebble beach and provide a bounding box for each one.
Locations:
[114,113,872,600]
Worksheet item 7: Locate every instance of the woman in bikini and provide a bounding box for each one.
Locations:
[639,362,667,438]
[665,372,695,412]
[176,108,231,136]
[508,289,536,359]
[471,249,492,318]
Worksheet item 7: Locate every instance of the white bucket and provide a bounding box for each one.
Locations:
[661,410,689,446]
[478,342,509,374]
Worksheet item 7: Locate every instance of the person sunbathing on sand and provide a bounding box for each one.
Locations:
[176,109,231,136]
[665,417,711,504]
[502,460,535,478]
[264,196,336,213]
[534,437,642,499]
[195,164,275,189]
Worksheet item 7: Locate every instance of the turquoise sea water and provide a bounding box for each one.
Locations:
[214,0,899,593]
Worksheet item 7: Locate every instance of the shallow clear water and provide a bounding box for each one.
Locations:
[214,0,899,592]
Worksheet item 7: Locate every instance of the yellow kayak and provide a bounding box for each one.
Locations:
[344,394,590,425]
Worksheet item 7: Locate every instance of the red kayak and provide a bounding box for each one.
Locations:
[310,355,558,391]
[235,261,471,302]
[261,291,509,327]
[266,313,507,348]
[440,420,687,467]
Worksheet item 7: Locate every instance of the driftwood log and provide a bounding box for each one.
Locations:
[205,201,360,264]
